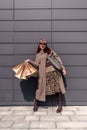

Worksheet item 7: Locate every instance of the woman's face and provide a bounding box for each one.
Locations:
[39,43,46,50]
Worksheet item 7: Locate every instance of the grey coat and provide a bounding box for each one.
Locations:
[35,49,66,102]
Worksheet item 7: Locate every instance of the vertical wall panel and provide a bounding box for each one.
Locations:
[52,0,87,8]
[0,33,13,42]
[0,10,13,20]
[0,90,13,102]
[52,21,87,31]
[15,0,51,8]
[52,10,87,20]
[0,56,13,66]
[15,21,51,31]
[0,0,13,105]
[0,21,13,31]
[52,0,87,105]
[0,67,13,78]
[52,44,87,54]
[0,44,13,54]
[52,32,87,42]
[60,55,87,66]
[15,10,51,20]
[0,0,13,9]
[0,79,13,89]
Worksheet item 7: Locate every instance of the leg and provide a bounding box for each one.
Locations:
[56,92,62,113]
[33,99,38,112]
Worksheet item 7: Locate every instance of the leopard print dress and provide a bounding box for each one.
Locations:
[45,59,61,95]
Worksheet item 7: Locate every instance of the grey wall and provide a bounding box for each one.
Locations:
[0,0,87,105]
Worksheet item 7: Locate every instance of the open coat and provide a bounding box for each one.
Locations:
[35,49,66,102]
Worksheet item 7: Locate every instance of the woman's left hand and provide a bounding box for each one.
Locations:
[62,69,67,75]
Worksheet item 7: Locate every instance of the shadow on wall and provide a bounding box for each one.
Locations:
[20,74,67,106]
[20,77,38,102]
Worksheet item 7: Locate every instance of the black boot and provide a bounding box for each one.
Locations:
[33,99,38,112]
[56,92,62,113]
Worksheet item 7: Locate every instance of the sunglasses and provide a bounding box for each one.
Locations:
[39,43,46,45]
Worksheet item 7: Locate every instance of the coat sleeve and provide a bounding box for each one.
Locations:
[51,49,66,70]
[28,54,40,68]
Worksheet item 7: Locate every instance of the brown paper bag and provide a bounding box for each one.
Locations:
[12,61,38,79]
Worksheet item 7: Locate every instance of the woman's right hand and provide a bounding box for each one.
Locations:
[62,69,67,75]
[25,59,30,62]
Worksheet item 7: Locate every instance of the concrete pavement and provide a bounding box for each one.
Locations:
[0,106,87,130]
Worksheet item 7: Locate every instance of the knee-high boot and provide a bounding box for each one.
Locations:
[33,99,38,112]
[56,92,62,113]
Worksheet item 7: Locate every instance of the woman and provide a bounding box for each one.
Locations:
[26,38,66,113]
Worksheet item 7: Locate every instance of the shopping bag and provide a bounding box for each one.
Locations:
[12,61,38,79]
[48,56,61,70]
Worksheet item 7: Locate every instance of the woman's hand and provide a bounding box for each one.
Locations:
[62,69,67,75]
[25,59,30,62]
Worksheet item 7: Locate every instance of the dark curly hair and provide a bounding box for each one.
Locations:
[36,42,51,55]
